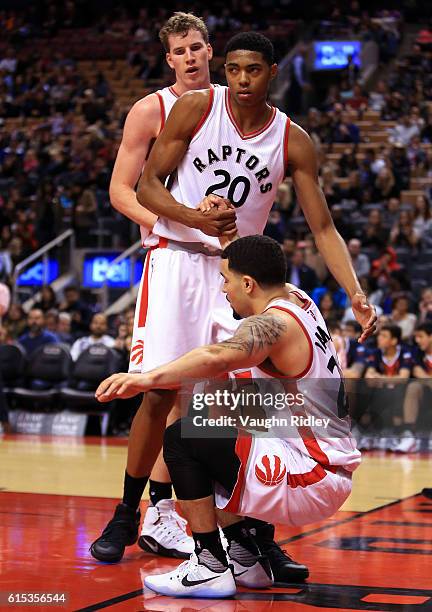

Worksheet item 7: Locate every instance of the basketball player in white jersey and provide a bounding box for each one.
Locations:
[91,15,309,582]
[96,235,361,599]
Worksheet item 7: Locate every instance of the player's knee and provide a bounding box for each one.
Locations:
[163,418,183,466]
[142,389,176,420]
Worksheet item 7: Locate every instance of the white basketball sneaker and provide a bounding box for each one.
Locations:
[138,500,194,559]
[393,431,420,453]
[144,552,236,598]
[228,540,273,588]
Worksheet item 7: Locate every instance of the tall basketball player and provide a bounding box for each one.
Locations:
[91,16,310,583]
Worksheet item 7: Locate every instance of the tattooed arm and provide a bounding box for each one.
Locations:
[96,313,287,401]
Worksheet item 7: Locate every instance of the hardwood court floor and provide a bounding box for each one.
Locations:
[1,434,432,611]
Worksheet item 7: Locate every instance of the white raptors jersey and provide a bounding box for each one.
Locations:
[139,86,180,244]
[215,290,360,526]
[148,85,290,248]
[248,290,361,472]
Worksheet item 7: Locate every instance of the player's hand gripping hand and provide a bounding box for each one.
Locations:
[351,292,377,343]
[196,194,239,246]
[193,194,237,238]
[95,373,152,402]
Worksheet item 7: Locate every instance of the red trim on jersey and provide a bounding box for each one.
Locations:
[191,86,214,138]
[158,237,168,248]
[283,117,291,174]
[225,89,276,140]
[155,92,166,133]
[169,86,180,98]
[288,290,311,311]
[137,251,152,328]
[224,432,253,513]
[256,305,313,379]
[287,423,336,488]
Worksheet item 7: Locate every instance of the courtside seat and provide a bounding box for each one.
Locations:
[13,343,72,408]
[0,343,27,396]
[60,345,124,435]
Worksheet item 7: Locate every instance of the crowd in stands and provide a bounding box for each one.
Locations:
[0,1,432,440]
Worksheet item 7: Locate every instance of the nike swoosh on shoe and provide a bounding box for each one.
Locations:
[181,575,220,587]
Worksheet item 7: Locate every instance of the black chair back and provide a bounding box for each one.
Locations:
[0,343,27,384]
[72,345,123,391]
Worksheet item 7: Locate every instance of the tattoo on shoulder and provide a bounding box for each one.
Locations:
[216,313,287,356]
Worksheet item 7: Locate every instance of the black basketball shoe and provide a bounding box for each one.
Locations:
[422,488,432,499]
[248,520,309,584]
[90,503,140,563]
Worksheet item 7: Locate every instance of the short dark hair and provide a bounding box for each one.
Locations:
[224,32,274,65]
[222,235,286,287]
[415,322,432,335]
[380,323,401,342]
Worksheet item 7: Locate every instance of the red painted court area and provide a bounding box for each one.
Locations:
[1,490,431,611]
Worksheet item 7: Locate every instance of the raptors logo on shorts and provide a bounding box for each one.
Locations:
[254,453,287,486]
[130,339,144,365]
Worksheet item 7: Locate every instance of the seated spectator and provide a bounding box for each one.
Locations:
[364,324,412,379]
[384,197,401,226]
[348,239,370,277]
[391,322,432,453]
[272,182,294,222]
[362,209,389,250]
[264,210,285,244]
[411,194,431,238]
[331,109,360,144]
[373,167,397,200]
[363,324,413,446]
[59,285,92,336]
[418,287,432,323]
[390,144,410,193]
[338,148,358,178]
[389,210,420,249]
[390,295,417,341]
[18,308,59,355]
[331,205,356,240]
[341,170,363,202]
[114,322,132,356]
[320,165,342,206]
[413,322,432,377]
[327,320,347,368]
[345,83,368,111]
[3,303,27,340]
[285,247,317,293]
[371,246,401,283]
[44,309,59,335]
[389,115,420,147]
[57,312,73,345]
[73,186,97,247]
[369,79,389,112]
[70,313,115,361]
[281,237,296,264]
[317,291,342,323]
[34,285,58,312]
[342,320,368,379]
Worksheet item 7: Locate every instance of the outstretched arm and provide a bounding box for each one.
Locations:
[95,312,287,401]
[288,122,376,342]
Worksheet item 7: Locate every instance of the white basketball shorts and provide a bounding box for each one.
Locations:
[129,244,238,373]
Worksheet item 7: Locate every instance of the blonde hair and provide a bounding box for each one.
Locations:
[159,12,209,52]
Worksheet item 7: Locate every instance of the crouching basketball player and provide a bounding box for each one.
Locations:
[96,236,361,598]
